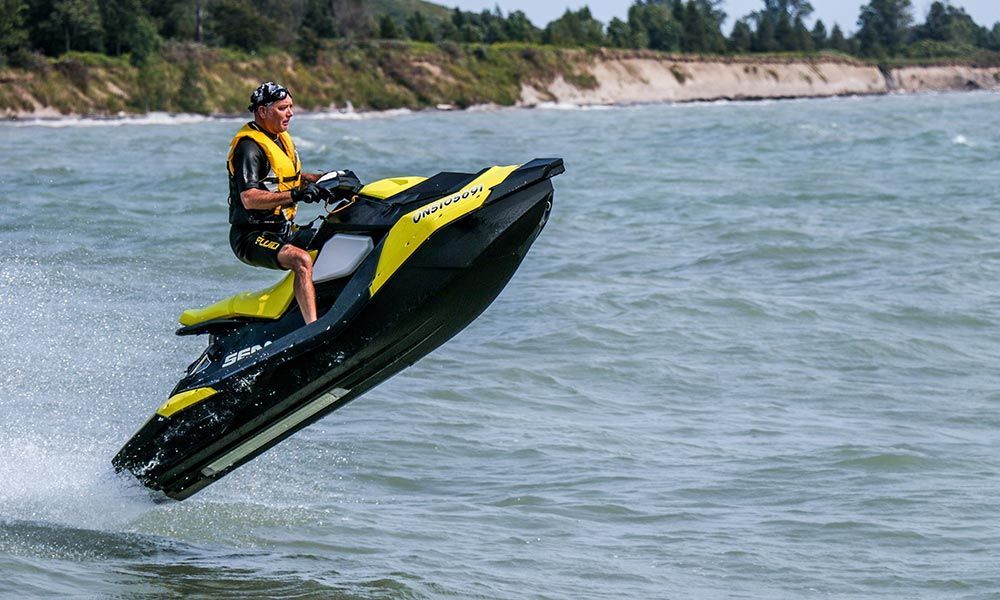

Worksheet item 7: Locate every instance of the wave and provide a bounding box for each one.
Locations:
[532,101,617,111]
[299,106,413,121]
[6,111,226,128]
[5,106,419,129]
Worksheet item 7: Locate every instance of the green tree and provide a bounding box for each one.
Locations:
[829,22,848,51]
[810,18,827,49]
[406,10,435,42]
[206,0,277,52]
[777,0,813,20]
[483,9,508,44]
[146,0,204,42]
[296,25,321,64]
[303,0,337,39]
[504,10,539,43]
[681,0,705,51]
[627,1,680,52]
[253,0,303,47]
[728,19,753,52]
[752,10,777,51]
[450,9,487,42]
[774,9,793,49]
[177,59,208,113]
[135,59,170,112]
[0,0,29,64]
[543,7,606,47]
[378,14,400,39]
[680,0,725,52]
[920,1,948,40]
[697,0,727,28]
[741,0,814,52]
[128,15,160,66]
[793,15,813,51]
[100,0,132,55]
[484,20,506,43]
[987,22,1000,51]
[458,22,483,42]
[100,0,160,56]
[753,0,814,25]
[606,17,633,47]
[25,0,54,56]
[42,0,104,53]
[331,0,371,38]
[857,0,913,57]
[914,1,980,46]
[435,15,457,40]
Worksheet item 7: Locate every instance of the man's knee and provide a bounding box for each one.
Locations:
[278,245,313,274]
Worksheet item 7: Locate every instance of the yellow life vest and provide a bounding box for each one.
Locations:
[227,123,302,222]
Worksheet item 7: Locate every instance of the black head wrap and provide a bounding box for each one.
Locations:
[248,81,290,112]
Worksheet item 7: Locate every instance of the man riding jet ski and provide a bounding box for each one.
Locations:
[229,81,327,326]
[113,158,565,500]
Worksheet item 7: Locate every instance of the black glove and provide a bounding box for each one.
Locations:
[291,181,324,204]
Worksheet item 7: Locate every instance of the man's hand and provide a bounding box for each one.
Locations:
[291,182,326,204]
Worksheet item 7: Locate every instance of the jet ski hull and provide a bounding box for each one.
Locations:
[113,160,560,500]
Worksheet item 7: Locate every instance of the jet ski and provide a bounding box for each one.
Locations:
[113,158,564,500]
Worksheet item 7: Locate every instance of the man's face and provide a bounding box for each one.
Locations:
[257,96,294,134]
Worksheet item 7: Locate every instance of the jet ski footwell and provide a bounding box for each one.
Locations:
[113,158,563,500]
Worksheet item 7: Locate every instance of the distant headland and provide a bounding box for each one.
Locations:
[4,0,1000,119]
[3,44,998,120]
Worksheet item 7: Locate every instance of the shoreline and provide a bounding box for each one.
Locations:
[1,106,422,126]
[6,89,993,127]
[2,88,990,126]
[5,56,999,124]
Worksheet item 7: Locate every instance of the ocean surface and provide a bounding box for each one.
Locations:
[2,92,1000,599]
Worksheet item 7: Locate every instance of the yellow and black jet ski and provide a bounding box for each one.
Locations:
[113,158,564,500]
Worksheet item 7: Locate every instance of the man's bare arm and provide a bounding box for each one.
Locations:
[240,188,294,211]
[240,173,322,210]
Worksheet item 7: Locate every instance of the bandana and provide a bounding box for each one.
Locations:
[248,81,290,112]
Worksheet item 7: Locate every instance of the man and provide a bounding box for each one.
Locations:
[228,81,325,325]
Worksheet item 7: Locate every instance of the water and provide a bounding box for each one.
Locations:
[2,92,1000,598]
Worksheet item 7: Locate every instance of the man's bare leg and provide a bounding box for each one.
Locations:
[277,245,317,324]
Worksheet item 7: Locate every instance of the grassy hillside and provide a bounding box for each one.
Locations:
[0,41,598,117]
[6,40,998,118]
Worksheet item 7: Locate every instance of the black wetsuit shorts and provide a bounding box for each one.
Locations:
[230,226,290,271]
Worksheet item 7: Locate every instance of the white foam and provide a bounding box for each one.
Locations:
[7,111,230,128]
[532,101,616,111]
[0,432,155,529]
[464,103,504,112]
[300,107,413,121]
[0,258,165,530]
[5,105,418,129]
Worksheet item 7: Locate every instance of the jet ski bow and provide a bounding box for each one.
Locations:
[113,158,564,500]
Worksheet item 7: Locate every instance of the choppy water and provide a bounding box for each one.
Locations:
[2,92,1000,598]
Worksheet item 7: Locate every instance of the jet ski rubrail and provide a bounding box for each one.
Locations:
[113,158,564,500]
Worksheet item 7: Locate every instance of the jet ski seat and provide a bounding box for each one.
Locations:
[179,271,297,328]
